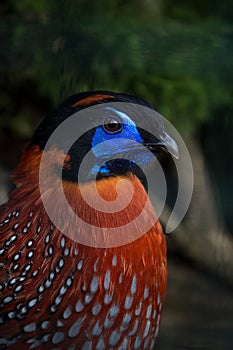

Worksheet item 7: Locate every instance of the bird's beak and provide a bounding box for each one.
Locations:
[144,132,180,159]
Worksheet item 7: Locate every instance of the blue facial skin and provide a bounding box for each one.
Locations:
[90,107,154,176]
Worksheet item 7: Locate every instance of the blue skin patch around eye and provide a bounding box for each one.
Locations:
[90,107,153,175]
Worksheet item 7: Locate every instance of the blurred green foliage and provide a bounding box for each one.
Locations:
[0,0,232,136]
[0,0,233,232]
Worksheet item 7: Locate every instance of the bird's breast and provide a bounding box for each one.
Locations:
[0,161,167,349]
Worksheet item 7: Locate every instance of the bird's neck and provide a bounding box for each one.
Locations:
[10,145,159,248]
[3,145,166,299]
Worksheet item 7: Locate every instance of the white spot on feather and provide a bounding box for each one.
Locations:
[112,255,117,266]
[75,300,84,312]
[81,341,92,350]
[63,307,72,319]
[92,303,101,316]
[109,330,121,346]
[134,335,141,349]
[122,313,131,325]
[77,259,84,271]
[146,304,152,319]
[124,295,133,310]
[104,293,113,305]
[23,323,36,332]
[84,294,93,304]
[92,320,102,336]
[104,270,111,290]
[52,331,64,344]
[93,257,99,272]
[41,320,49,329]
[144,286,149,299]
[118,338,128,350]
[109,305,119,318]
[96,338,106,350]
[90,275,99,294]
[135,301,142,316]
[28,299,38,308]
[68,318,83,338]
[157,291,161,305]
[143,320,151,338]
[131,274,137,294]
[59,285,67,296]
[152,309,156,320]
[104,313,115,329]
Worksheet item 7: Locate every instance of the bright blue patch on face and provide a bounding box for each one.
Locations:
[91,107,142,153]
[91,164,111,174]
[90,107,153,176]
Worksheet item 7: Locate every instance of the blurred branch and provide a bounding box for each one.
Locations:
[161,138,233,287]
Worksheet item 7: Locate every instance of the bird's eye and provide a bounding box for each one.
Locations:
[103,116,122,134]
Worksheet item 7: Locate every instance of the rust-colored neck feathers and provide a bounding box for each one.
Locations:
[11,146,160,247]
[0,145,167,349]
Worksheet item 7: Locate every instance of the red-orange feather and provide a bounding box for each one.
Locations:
[0,113,167,349]
[72,94,115,108]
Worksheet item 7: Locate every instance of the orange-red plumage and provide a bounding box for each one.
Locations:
[0,91,171,350]
[72,94,115,108]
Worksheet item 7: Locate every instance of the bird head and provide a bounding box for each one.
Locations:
[29,91,179,189]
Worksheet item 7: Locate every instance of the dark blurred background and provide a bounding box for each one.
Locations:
[0,1,232,349]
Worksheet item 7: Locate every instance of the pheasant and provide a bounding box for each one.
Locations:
[0,91,179,349]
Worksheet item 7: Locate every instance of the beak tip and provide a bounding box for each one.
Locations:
[163,133,180,159]
[170,144,180,159]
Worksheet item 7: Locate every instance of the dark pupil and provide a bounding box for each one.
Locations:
[104,118,120,132]
[108,122,118,129]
